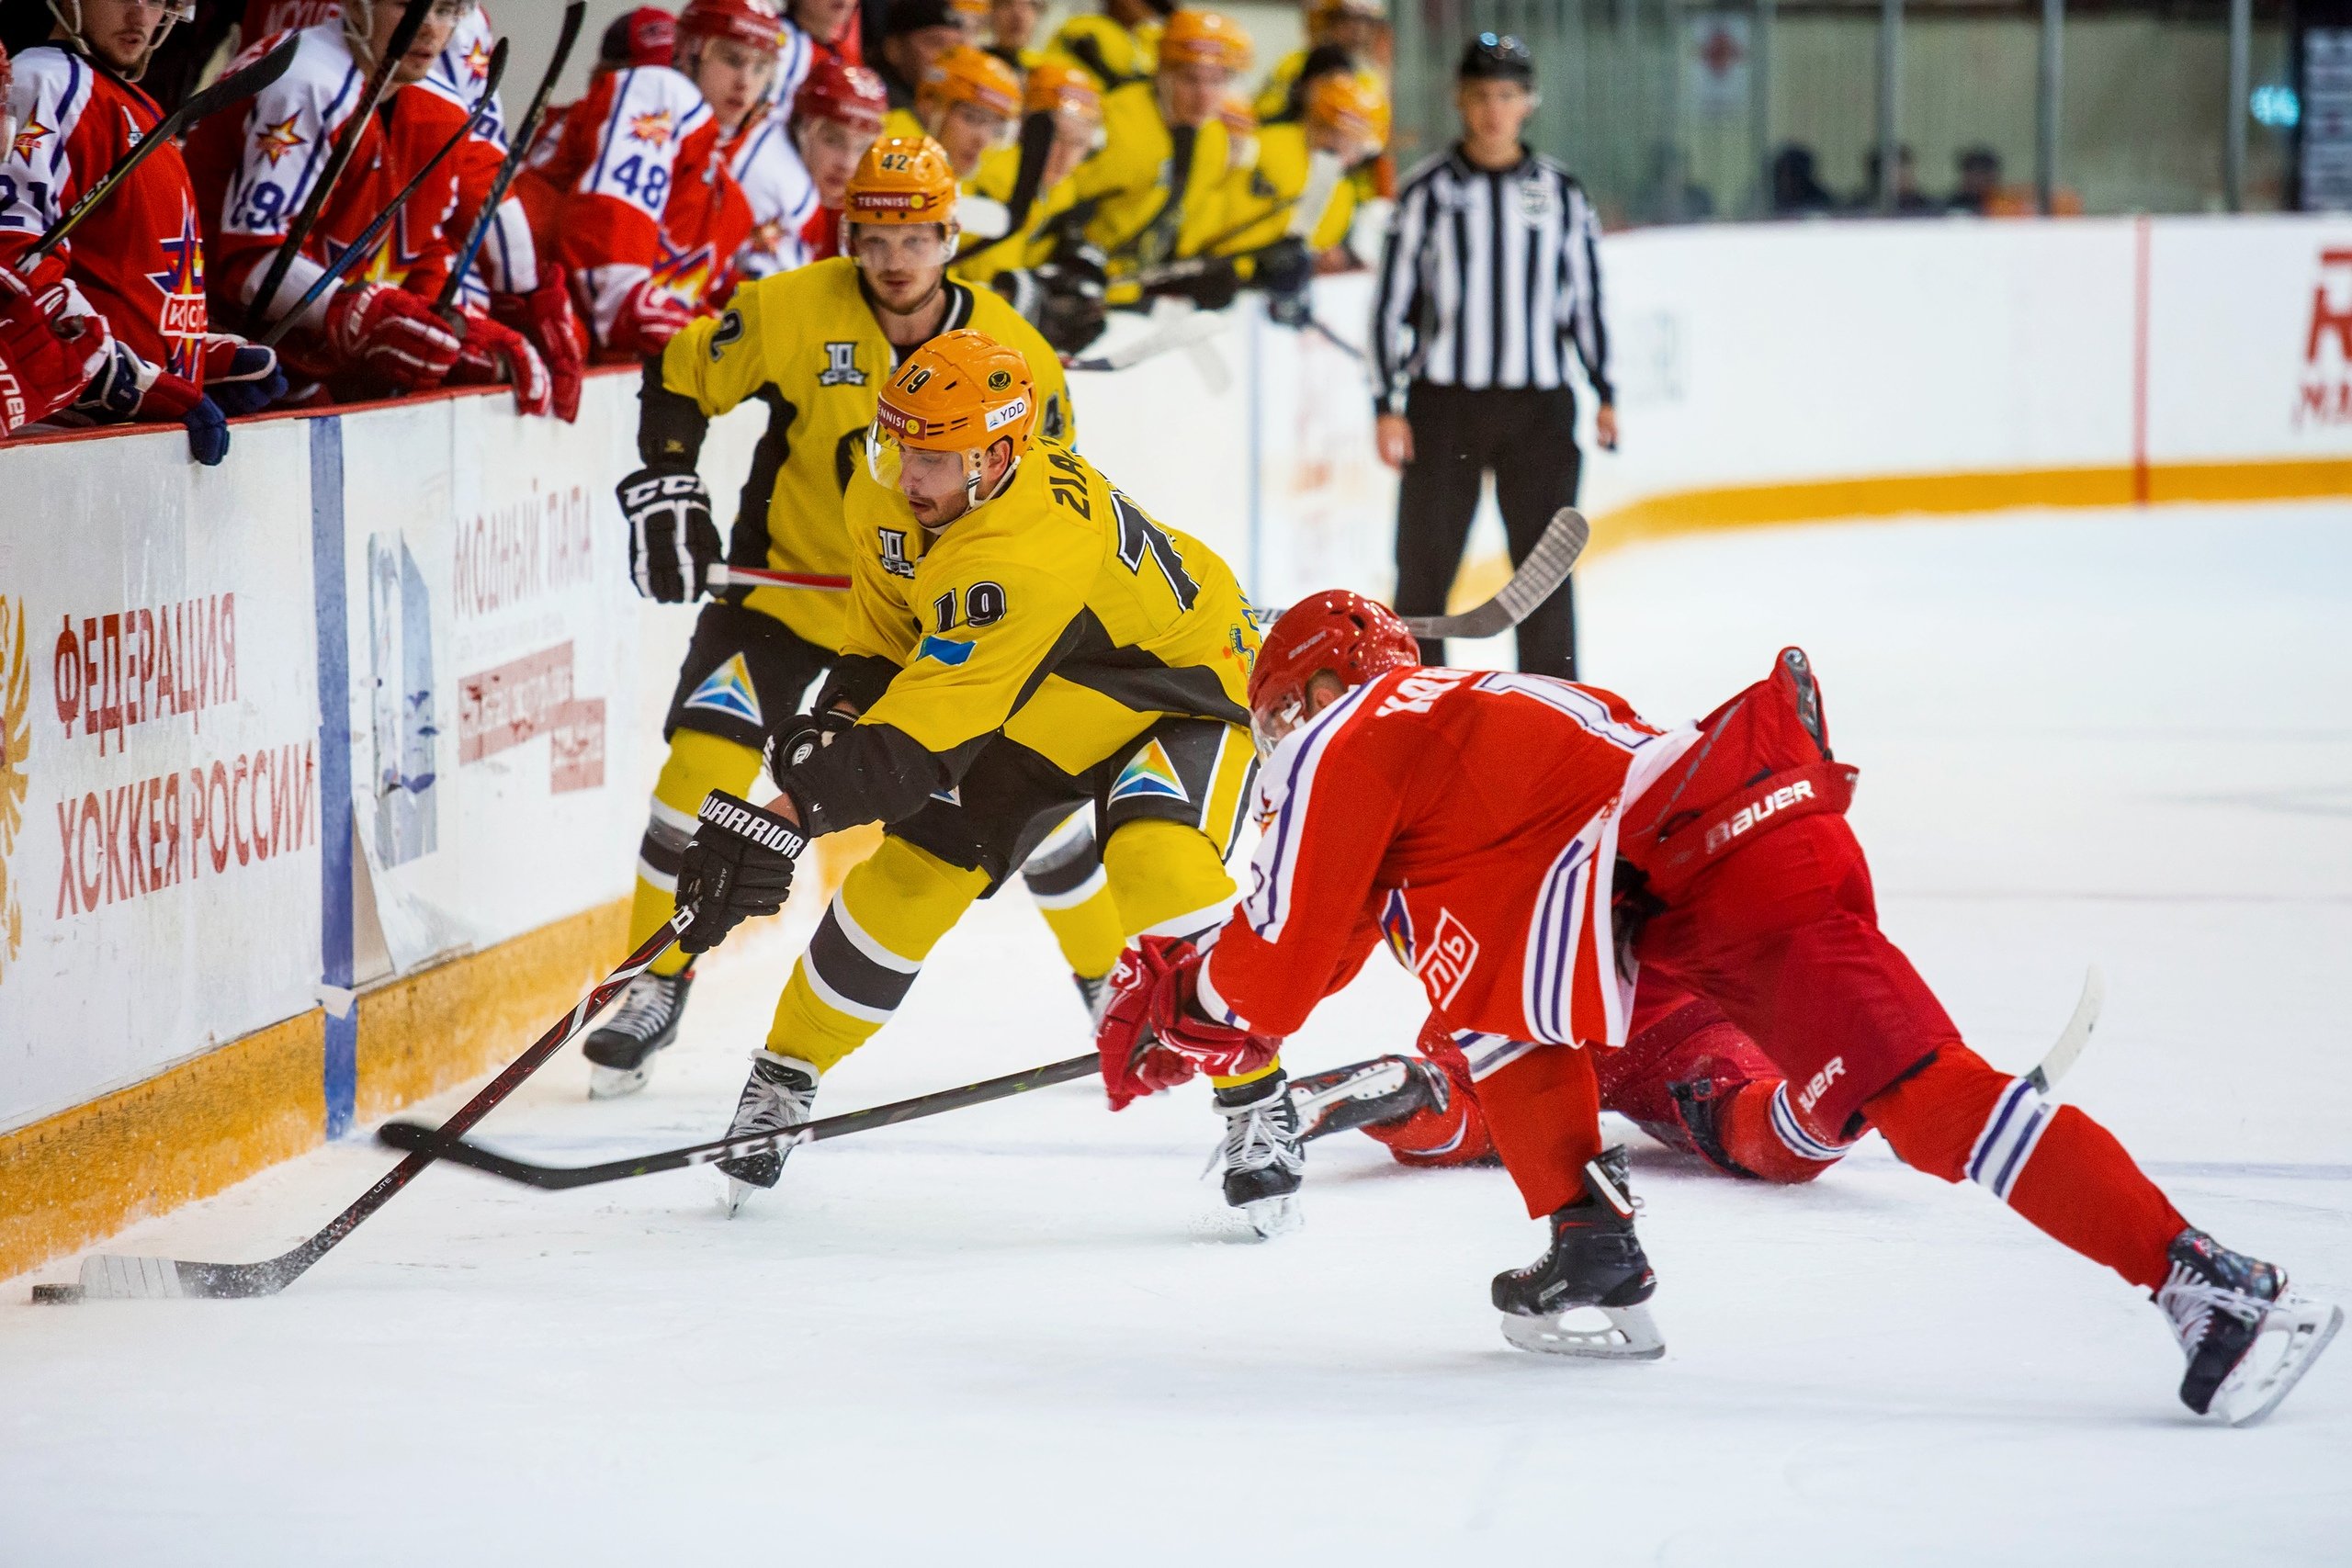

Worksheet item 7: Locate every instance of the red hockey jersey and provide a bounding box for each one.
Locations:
[1198,668,1699,1050]
[0,46,209,383]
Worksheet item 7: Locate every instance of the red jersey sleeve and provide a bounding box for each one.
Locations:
[547,65,711,344]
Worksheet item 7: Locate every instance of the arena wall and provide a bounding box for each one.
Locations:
[2,211,2346,1280]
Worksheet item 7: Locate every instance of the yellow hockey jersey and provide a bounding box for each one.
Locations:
[953,142,1081,283]
[1070,83,1239,270]
[1213,121,1359,260]
[653,257,1074,652]
[1047,14,1159,88]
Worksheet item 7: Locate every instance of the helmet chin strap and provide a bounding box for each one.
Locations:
[957,448,1018,514]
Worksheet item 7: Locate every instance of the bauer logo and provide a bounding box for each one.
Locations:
[819,341,865,386]
[1704,777,1815,856]
[1795,1056,1846,1115]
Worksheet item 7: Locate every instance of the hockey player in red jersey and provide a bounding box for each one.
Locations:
[520,0,777,359]
[1094,590,2341,1425]
[1291,976,1854,1185]
[0,0,287,460]
[186,3,472,398]
[778,55,886,265]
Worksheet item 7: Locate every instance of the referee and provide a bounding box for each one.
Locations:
[1370,33,1614,678]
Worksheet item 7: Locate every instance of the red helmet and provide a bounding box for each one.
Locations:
[794,55,888,132]
[678,0,786,54]
[1247,590,1419,755]
[601,7,679,69]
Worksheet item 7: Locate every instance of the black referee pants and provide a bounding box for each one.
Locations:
[1393,381,1581,678]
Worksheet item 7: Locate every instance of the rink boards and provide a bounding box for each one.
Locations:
[2,212,2349,1282]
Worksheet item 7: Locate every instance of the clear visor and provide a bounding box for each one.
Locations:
[1250,688,1306,761]
[846,221,958,272]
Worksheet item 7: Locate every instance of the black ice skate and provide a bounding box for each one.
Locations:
[1210,1073,1305,1237]
[1288,1055,1446,1142]
[1492,1147,1665,1359]
[2157,1228,2342,1427]
[582,968,694,1099]
[716,1051,819,1217]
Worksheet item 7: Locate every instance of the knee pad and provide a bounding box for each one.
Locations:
[1102,817,1236,941]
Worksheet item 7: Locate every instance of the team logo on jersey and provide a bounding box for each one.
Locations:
[683,654,763,726]
[146,209,209,377]
[916,634,975,667]
[460,37,493,82]
[11,117,52,162]
[1517,180,1557,226]
[1378,887,1415,966]
[1108,739,1189,807]
[254,115,307,165]
[818,341,865,386]
[876,528,915,578]
[628,108,675,147]
[1417,908,1480,1008]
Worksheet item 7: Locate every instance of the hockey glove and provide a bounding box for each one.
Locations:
[1151,255,1241,314]
[196,334,288,414]
[72,340,232,464]
[1095,936,1281,1111]
[492,267,585,423]
[1252,236,1313,298]
[0,268,107,435]
[325,282,462,390]
[617,465,721,602]
[446,309,554,418]
[607,276,695,358]
[673,789,806,954]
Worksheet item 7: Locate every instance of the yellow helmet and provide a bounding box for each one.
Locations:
[916,43,1023,122]
[1157,8,1251,73]
[1023,58,1102,125]
[1306,69,1388,150]
[876,328,1040,457]
[843,135,961,228]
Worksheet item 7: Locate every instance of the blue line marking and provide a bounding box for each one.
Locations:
[311,416,357,1139]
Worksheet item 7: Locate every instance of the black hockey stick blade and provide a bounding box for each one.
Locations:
[434,0,585,317]
[1398,508,1589,641]
[28,914,690,1303]
[255,38,511,348]
[24,35,300,265]
[246,0,437,332]
[380,1052,1104,1190]
[2025,964,2104,1094]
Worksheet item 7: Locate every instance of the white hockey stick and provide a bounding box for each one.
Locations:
[1397,508,1589,641]
[1064,308,1230,373]
[2026,964,2104,1094]
[706,564,850,592]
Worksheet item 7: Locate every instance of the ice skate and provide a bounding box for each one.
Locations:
[716,1051,819,1217]
[582,968,695,1099]
[2157,1228,2342,1427]
[1073,971,1107,1025]
[1288,1055,1446,1142]
[1493,1147,1664,1359]
[1209,1073,1305,1238]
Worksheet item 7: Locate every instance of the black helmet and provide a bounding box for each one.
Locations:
[1457,31,1533,84]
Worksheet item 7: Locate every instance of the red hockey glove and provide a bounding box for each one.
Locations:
[447,309,553,418]
[324,282,461,390]
[492,266,584,423]
[607,276,695,357]
[1095,937,1281,1111]
[194,333,288,415]
[0,268,108,434]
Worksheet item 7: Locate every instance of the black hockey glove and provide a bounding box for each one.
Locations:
[674,790,806,954]
[1151,255,1240,313]
[1252,236,1313,298]
[617,465,721,603]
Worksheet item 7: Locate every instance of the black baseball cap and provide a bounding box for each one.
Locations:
[1457,32,1533,84]
[885,0,958,38]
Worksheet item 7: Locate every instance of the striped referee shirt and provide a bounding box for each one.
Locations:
[1370,146,1611,416]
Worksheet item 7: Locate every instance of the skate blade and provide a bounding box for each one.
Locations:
[2212,1292,2344,1427]
[1499,1302,1666,1360]
[1242,1193,1303,1239]
[587,1064,651,1100]
[1291,1060,1410,1140]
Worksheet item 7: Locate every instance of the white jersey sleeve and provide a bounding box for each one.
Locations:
[0,48,97,243]
[726,116,818,280]
[571,65,709,221]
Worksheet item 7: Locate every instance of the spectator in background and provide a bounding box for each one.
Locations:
[1370,33,1611,681]
[983,0,1042,74]
[874,0,964,116]
[1634,141,1713,225]
[1858,142,1936,215]
[1950,145,2001,214]
[1770,143,1834,216]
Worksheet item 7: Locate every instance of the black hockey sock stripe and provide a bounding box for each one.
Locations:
[805,906,921,1019]
[1021,845,1102,900]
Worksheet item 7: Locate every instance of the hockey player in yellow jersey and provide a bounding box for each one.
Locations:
[1069,9,1255,282]
[1047,0,1166,89]
[1207,69,1386,321]
[955,62,1111,355]
[594,138,1125,1098]
[1252,0,1387,120]
[669,327,1307,1235]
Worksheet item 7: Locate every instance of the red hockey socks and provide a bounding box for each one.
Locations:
[1478,1045,1606,1218]
[1716,1080,1842,1185]
[1864,1043,2187,1293]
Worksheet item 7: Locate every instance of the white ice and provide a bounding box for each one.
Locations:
[6,502,2350,1564]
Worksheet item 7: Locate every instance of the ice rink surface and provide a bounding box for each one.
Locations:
[6,501,2350,1564]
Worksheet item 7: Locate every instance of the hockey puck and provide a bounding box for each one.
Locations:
[28,1282,85,1304]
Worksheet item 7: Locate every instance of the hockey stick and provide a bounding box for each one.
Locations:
[28,912,692,1303]
[254,39,511,350]
[378,1051,1102,1189]
[432,0,585,321]
[1396,508,1589,641]
[246,0,437,334]
[707,564,852,592]
[2026,964,2104,1094]
[20,36,300,266]
[1063,307,1228,372]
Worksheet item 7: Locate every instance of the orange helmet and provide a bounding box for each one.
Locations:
[1216,92,1257,141]
[1158,9,1251,73]
[876,328,1039,457]
[917,43,1023,122]
[843,135,961,228]
[1023,58,1102,125]
[1306,69,1388,150]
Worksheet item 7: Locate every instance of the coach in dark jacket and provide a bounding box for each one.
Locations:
[1370,33,1613,677]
